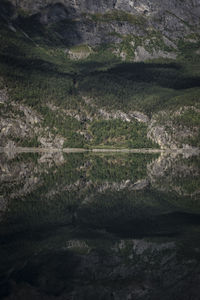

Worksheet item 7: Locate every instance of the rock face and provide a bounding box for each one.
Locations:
[9,0,200,19]
[134,46,177,62]
[148,108,200,149]
[0,97,65,148]
[6,0,200,49]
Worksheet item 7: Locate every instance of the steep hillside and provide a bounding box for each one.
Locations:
[0,0,200,149]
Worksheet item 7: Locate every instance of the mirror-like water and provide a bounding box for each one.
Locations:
[0,152,200,300]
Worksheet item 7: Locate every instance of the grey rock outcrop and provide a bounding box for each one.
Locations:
[134,46,177,62]
[6,0,200,53]
[0,95,67,148]
[148,107,200,149]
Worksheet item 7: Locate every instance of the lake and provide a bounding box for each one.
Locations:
[0,151,200,300]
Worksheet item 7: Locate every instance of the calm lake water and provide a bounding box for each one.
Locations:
[0,152,200,300]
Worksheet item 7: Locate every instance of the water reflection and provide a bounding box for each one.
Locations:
[0,152,200,299]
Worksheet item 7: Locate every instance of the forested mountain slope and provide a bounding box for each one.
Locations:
[0,0,200,149]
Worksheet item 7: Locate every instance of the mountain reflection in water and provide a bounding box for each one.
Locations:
[0,152,200,300]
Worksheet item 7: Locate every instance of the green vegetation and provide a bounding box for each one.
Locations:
[0,11,199,148]
[175,109,200,128]
[41,106,86,147]
[89,119,158,148]
[87,10,146,26]
[78,60,200,115]
[69,44,92,54]
[13,136,40,147]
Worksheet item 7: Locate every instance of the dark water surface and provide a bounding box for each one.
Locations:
[0,152,200,300]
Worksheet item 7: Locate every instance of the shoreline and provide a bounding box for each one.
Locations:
[0,147,199,155]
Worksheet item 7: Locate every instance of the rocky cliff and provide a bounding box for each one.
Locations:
[8,0,200,28]
[4,0,200,51]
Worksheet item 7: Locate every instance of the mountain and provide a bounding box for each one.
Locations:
[0,0,200,149]
[4,0,200,58]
